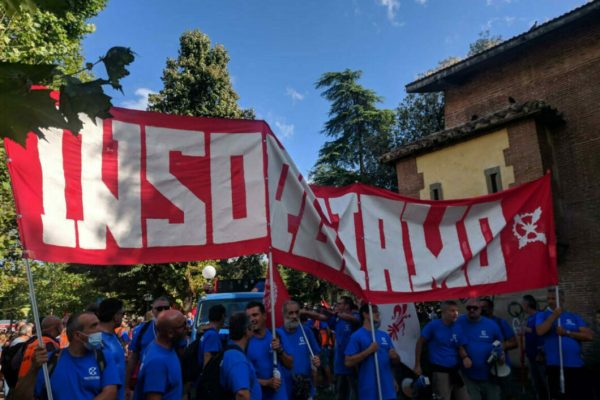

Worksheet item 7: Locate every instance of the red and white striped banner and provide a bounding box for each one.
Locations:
[5,107,558,302]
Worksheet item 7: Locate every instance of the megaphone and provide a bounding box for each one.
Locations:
[489,360,511,378]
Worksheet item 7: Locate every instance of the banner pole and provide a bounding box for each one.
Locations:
[268,251,277,368]
[555,286,565,394]
[24,256,54,400]
[368,303,383,400]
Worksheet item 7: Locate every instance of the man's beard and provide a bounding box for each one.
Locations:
[284,319,299,330]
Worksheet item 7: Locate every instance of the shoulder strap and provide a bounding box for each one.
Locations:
[135,321,152,351]
[94,349,106,373]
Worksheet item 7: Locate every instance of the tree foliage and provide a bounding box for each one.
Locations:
[468,30,503,56]
[0,0,135,144]
[394,92,445,145]
[148,30,254,119]
[311,69,396,190]
[282,267,337,306]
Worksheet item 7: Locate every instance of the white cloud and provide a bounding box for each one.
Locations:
[415,0,427,5]
[275,120,295,139]
[378,0,400,24]
[120,88,156,110]
[286,87,305,103]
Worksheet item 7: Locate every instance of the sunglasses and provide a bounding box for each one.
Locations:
[153,306,170,312]
[466,306,480,311]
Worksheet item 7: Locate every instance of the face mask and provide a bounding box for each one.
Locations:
[373,320,381,330]
[81,332,103,350]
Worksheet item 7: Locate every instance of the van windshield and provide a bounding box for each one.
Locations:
[196,298,258,330]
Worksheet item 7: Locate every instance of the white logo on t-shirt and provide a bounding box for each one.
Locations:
[88,367,97,376]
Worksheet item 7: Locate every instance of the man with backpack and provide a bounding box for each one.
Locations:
[125,296,184,399]
[17,316,62,380]
[0,323,36,390]
[220,312,262,400]
[98,298,127,400]
[12,311,120,400]
[133,310,186,400]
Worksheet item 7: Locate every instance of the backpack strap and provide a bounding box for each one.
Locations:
[134,321,152,354]
[94,349,106,373]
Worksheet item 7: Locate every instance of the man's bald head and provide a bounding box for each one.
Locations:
[155,310,187,343]
[41,316,63,337]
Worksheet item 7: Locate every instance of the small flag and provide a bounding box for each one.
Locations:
[263,265,290,329]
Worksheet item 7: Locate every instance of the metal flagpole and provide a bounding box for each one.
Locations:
[368,303,383,400]
[24,256,54,400]
[555,286,565,394]
[268,251,279,373]
[298,322,317,371]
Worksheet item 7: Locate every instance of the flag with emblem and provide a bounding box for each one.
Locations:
[378,303,420,369]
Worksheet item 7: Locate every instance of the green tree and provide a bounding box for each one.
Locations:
[0,0,135,144]
[394,92,445,145]
[468,30,503,56]
[0,262,97,320]
[282,267,337,306]
[148,30,254,119]
[311,69,396,190]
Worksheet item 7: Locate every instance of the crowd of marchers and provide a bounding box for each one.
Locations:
[0,287,598,400]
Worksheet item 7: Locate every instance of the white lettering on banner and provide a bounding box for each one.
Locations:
[361,195,411,292]
[39,128,76,247]
[325,194,366,289]
[77,118,143,249]
[292,193,344,269]
[464,201,507,285]
[210,133,267,243]
[403,203,468,291]
[145,127,206,247]
[267,136,304,252]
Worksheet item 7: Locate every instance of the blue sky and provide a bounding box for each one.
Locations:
[82,0,587,177]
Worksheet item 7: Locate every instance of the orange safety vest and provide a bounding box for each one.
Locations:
[18,336,60,378]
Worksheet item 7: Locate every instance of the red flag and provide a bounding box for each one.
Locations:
[263,265,290,329]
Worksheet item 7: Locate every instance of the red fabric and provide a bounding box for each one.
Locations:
[263,264,290,329]
[4,107,558,303]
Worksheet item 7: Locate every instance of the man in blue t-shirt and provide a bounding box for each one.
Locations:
[246,301,292,400]
[480,297,517,399]
[415,300,470,400]
[345,304,400,400]
[133,310,187,400]
[221,312,262,400]
[197,304,225,368]
[13,311,120,400]
[98,298,127,400]
[328,296,360,400]
[277,300,321,399]
[126,296,171,395]
[457,298,504,400]
[535,288,594,399]
[520,294,548,400]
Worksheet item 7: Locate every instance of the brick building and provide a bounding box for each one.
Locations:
[382,1,600,320]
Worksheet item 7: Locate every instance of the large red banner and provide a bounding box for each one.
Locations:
[4,107,558,302]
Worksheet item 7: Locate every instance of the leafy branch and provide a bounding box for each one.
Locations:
[0,0,135,145]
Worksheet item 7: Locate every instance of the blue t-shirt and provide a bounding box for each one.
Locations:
[535,310,587,367]
[456,316,503,381]
[330,312,360,374]
[247,330,287,400]
[525,313,543,360]
[197,328,222,366]
[133,341,182,400]
[102,331,126,400]
[277,326,321,399]
[34,349,120,400]
[220,342,262,400]
[421,319,466,368]
[345,328,396,400]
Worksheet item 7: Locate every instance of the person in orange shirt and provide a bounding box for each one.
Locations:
[17,316,62,378]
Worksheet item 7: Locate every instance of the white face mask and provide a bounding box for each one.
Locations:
[81,331,103,350]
